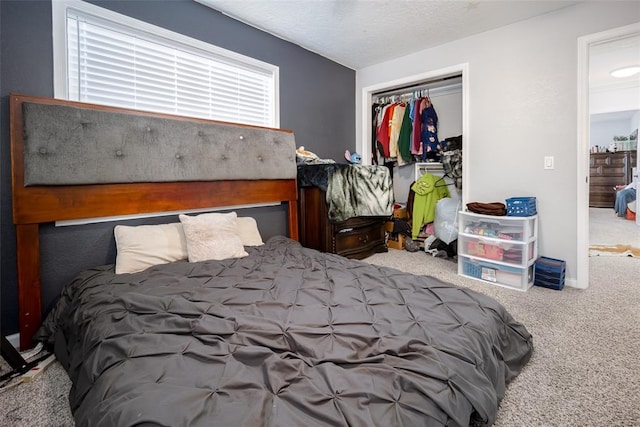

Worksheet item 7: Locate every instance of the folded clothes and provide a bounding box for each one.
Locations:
[466,202,507,216]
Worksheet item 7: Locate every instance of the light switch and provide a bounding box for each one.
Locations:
[544,156,554,170]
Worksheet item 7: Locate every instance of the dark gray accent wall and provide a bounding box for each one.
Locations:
[0,0,355,337]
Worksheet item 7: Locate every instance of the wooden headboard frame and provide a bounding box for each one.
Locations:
[10,93,299,350]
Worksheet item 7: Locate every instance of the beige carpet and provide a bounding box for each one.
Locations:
[363,251,640,427]
[589,207,640,247]
[589,207,640,257]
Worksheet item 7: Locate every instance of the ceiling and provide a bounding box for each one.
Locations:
[196,0,580,70]
[589,33,640,93]
[590,33,640,119]
[197,0,638,117]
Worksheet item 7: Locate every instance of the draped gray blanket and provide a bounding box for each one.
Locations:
[37,237,532,427]
[326,165,394,222]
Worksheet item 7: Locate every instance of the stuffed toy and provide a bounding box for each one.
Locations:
[344,150,362,164]
[296,146,335,165]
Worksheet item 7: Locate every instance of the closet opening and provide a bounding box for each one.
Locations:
[360,64,469,212]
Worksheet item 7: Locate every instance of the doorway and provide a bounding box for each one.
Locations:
[577,23,640,288]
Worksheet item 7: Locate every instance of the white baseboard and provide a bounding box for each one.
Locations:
[6,333,20,351]
[564,277,583,289]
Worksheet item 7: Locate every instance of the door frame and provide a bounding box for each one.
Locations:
[577,22,640,289]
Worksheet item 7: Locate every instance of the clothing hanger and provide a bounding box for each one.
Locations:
[434,173,453,188]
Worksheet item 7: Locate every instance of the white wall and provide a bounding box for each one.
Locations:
[590,85,640,114]
[590,115,638,149]
[433,90,463,143]
[356,2,640,285]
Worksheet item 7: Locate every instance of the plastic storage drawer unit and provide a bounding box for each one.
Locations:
[458,211,538,291]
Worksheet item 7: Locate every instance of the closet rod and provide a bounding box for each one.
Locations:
[372,74,462,99]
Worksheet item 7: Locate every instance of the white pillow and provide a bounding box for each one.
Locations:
[179,212,248,262]
[236,216,264,246]
[114,223,188,274]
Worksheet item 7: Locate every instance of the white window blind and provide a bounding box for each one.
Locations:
[63,7,276,127]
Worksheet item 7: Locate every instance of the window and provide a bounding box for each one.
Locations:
[53,0,279,127]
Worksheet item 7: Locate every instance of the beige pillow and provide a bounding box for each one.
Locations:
[236,216,264,246]
[114,223,188,274]
[179,212,248,262]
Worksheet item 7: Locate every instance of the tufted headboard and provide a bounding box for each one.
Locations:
[10,93,299,349]
[21,101,296,186]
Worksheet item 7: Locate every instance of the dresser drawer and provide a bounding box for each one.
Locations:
[334,222,386,258]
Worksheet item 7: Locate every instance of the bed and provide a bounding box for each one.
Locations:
[10,94,533,427]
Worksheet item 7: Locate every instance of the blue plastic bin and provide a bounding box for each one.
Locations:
[506,197,537,217]
[534,256,566,290]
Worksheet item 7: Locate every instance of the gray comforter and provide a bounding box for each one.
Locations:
[37,236,532,427]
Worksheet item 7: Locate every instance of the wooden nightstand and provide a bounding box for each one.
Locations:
[298,186,388,259]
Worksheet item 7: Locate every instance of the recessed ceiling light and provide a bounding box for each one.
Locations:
[610,66,640,78]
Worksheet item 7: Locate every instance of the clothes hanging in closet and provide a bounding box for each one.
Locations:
[372,94,440,166]
[419,98,440,161]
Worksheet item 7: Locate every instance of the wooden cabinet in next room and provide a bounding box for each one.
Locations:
[589,150,636,208]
